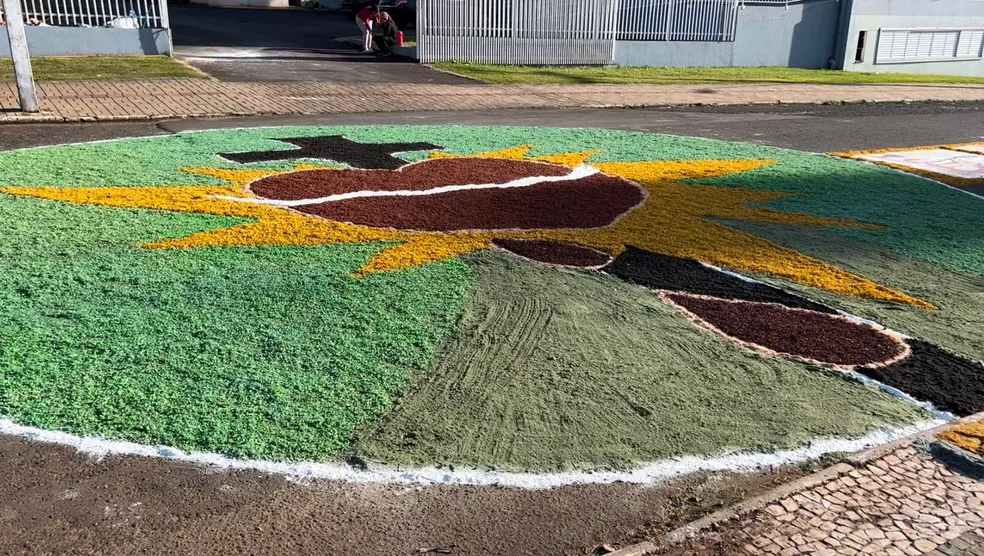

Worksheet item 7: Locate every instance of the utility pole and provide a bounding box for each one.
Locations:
[2,0,39,112]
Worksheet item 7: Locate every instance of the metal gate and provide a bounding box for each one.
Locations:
[417,0,622,65]
[14,0,168,28]
[618,0,739,41]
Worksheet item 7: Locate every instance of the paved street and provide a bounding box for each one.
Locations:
[3,101,982,153]
[169,4,462,83]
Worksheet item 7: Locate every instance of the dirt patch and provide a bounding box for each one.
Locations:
[858,339,984,417]
[603,247,834,314]
[251,158,570,200]
[493,239,612,267]
[0,433,812,556]
[297,174,645,232]
[664,293,907,367]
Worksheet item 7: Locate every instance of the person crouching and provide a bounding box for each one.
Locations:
[356,3,377,53]
[372,12,399,56]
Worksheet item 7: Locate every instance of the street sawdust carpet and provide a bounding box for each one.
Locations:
[663,292,906,367]
[859,340,984,417]
[0,125,980,473]
[939,421,984,456]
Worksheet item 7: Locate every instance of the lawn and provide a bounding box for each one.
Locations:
[431,63,984,85]
[0,56,205,81]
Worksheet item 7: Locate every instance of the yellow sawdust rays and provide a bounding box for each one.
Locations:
[0,147,929,307]
[939,421,984,456]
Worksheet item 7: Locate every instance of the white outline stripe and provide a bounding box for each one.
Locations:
[213,165,599,207]
[0,419,941,489]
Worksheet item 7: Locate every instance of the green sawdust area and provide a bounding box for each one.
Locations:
[352,251,926,473]
[696,152,984,277]
[0,126,979,277]
[0,193,471,461]
[723,221,984,362]
[431,63,984,85]
[0,56,204,81]
[0,125,979,465]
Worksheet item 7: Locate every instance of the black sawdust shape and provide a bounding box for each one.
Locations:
[858,340,984,417]
[603,246,836,313]
[219,136,443,170]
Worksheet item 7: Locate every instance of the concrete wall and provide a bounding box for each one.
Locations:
[614,0,842,68]
[839,0,984,76]
[0,27,172,57]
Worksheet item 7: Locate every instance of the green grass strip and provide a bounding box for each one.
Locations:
[0,56,205,81]
[432,63,984,85]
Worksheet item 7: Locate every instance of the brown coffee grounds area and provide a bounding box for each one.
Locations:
[604,246,835,313]
[251,158,571,201]
[492,239,612,267]
[858,340,984,417]
[665,293,906,367]
[298,175,645,232]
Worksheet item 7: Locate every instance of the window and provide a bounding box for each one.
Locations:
[855,30,868,63]
[876,29,984,64]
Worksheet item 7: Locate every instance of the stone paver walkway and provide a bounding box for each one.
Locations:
[927,531,984,556]
[1,79,983,122]
[671,444,983,556]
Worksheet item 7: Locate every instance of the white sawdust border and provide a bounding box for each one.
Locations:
[0,419,943,490]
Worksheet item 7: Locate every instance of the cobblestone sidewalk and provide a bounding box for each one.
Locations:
[666,444,984,556]
[1,79,984,122]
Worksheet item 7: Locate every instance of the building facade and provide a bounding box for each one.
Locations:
[416,0,984,76]
[838,0,984,76]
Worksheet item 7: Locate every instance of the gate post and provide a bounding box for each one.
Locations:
[3,0,39,112]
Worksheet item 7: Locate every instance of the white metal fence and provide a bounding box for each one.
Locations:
[418,0,741,64]
[418,0,622,64]
[12,0,168,28]
[618,0,738,41]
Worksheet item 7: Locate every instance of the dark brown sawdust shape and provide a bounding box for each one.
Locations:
[604,246,835,313]
[221,136,442,169]
[858,340,984,417]
[492,238,612,267]
[666,293,905,366]
[251,158,571,201]
[296,174,645,232]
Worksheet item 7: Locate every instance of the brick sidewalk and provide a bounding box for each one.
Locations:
[1,79,984,122]
[665,444,984,556]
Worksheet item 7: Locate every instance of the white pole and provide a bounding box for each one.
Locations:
[3,0,39,113]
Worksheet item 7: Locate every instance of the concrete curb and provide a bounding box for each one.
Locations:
[0,97,975,125]
[662,463,855,546]
[608,411,984,556]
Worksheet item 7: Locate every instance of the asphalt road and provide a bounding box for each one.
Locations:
[169,4,468,84]
[2,100,981,153]
[0,101,982,555]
